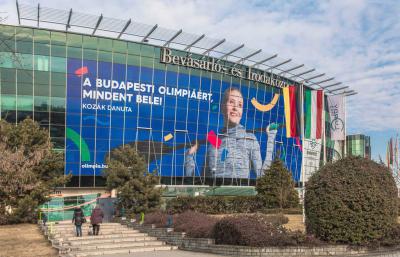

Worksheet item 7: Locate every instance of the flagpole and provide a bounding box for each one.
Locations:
[300,82,305,223]
[323,92,326,165]
[344,95,347,157]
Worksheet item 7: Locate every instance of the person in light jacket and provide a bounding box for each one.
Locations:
[90,205,104,236]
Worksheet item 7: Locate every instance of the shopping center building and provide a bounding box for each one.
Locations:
[346,134,371,160]
[0,3,356,198]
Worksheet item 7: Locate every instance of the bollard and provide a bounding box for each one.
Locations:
[140,212,145,224]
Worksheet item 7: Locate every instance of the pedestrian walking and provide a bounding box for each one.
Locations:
[90,205,104,236]
[42,212,48,227]
[72,207,85,237]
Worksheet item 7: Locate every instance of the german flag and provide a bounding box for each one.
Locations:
[283,85,300,138]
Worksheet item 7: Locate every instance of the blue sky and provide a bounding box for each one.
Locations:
[0,0,399,161]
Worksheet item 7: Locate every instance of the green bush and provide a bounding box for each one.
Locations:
[256,158,299,209]
[104,145,162,215]
[167,195,302,214]
[305,156,398,244]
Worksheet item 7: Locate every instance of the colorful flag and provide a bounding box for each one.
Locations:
[327,95,345,140]
[302,138,322,182]
[304,89,324,139]
[283,86,300,138]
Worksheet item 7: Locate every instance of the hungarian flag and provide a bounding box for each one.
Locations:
[304,89,324,139]
[283,86,300,138]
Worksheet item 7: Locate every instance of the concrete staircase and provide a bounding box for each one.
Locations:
[44,221,177,257]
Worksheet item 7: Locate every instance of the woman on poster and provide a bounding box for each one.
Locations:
[185,87,278,179]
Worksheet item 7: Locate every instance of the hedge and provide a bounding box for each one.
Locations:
[167,195,301,214]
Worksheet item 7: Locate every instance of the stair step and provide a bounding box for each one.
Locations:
[53,231,147,239]
[60,233,148,241]
[51,222,123,228]
[45,223,177,256]
[70,240,165,250]
[68,236,158,245]
[69,245,178,257]
[53,229,136,234]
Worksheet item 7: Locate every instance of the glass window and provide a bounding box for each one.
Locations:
[127,42,140,55]
[17,82,33,95]
[51,85,65,97]
[67,46,82,59]
[1,25,16,38]
[113,40,127,53]
[140,56,154,67]
[127,54,140,66]
[34,83,49,96]
[50,125,65,137]
[1,67,16,82]
[98,50,112,62]
[17,69,33,83]
[51,45,66,57]
[140,45,155,57]
[50,112,65,125]
[16,40,33,54]
[153,62,165,70]
[51,97,65,112]
[1,94,16,110]
[34,111,50,124]
[0,39,15,52]
[51,31,67,46]
[35,55,49,71]
[34,97,49,111]
[17,95,33,111]
[83,48,97,61]
[67,33,82,47]
[98,38,112,51]
[34,29,50,44]
[17,53,33,70]
[51,56,66,73]
[0,52,15,68]
[1,82,16,94]
[83,36,98,50]
[113,52,126,64]
[15,27,32,40]
[34,42,50,56]
[51,137,65,149]
[17,110,33,122]
[35,70,49,84]
[51,72,66,86]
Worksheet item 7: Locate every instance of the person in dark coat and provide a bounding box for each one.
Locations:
[90,205,104,236]
[42,212,48,227]
[72,207,85,237]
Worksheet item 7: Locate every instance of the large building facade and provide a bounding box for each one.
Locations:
[0,21,344,189]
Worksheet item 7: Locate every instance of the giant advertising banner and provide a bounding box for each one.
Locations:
[65,57,302,183]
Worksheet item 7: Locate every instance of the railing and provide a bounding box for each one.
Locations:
[38,193,99,222]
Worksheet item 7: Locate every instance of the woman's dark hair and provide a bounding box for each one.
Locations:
[221,87,242,107]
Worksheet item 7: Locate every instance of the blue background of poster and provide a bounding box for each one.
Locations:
[66,58,302,181]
